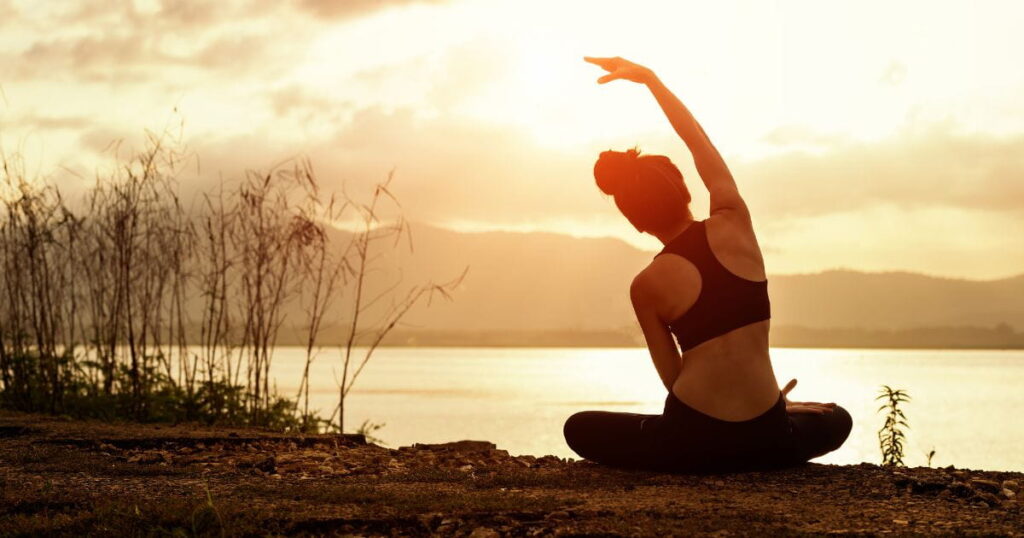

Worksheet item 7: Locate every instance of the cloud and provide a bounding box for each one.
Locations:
[14,30,281,82]
[54,0,276,29]
[739,124,1024,218]
[155,105,603,230]
[18,33,161,81]
[77,125,149,156]
[267,85,353,120]
[4,0,302,82]
[153,0,271,28]
[187,34,275,71]
[296,0,446,19]
[73,102,1024,243]
[5,113,93,131]
[0,0,16,28]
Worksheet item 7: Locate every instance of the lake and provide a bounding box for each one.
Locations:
[267,347,1024,472]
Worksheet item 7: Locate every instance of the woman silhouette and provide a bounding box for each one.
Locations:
[564,57,852,472]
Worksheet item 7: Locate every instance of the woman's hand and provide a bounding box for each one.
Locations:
[781,378,837,415]
[584,56,655,85]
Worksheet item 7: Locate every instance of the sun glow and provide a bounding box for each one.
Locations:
[4,0,1024,279]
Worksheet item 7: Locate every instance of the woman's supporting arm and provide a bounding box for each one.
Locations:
[630,269,684,392]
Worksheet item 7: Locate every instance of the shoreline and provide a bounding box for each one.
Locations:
[373,343,1024,351]
[2,411,1022,536]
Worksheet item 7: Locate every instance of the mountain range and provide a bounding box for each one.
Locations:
[280,223,1024,348]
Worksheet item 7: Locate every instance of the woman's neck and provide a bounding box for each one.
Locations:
[653,217,696,246]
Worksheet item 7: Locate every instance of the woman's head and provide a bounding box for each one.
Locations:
[593,148,691,234]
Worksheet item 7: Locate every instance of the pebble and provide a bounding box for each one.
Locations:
[975,492,1002,507]
[1002,479,1019,493]
[949,482,974,498]
[468,527,499,538]
[1002,488,1016,500]
[255,456,276,473]
[969,479,1001,494]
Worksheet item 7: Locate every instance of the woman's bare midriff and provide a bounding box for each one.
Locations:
[670,319,781,421]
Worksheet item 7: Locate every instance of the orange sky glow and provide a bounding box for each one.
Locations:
[1,0,1023,278]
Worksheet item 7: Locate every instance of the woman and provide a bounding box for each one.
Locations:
[564,56,852,473]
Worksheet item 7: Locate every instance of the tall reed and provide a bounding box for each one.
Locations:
[0,130,457,432]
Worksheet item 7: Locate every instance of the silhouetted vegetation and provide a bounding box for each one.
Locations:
[0,129,459,432]
[877,385,910,466]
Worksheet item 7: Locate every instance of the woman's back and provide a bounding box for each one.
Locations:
[647,213,782,421]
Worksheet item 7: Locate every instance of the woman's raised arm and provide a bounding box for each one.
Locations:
[584,56,747,216]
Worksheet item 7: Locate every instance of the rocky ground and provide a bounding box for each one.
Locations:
[1,411,1022,536]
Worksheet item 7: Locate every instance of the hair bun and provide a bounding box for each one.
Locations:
[594,148,640,196]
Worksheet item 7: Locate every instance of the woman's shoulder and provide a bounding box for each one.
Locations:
[705,212,754,238]
[631,255,701,321]
[704,213,766,282]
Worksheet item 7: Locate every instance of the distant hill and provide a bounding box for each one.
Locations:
[769,270,1024,331]
[266,223,1024,348]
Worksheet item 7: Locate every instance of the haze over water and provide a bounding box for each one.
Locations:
[268,346,1024,473]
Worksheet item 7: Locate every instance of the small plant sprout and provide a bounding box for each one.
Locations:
[356,419,387,445]
[876,385,910,467]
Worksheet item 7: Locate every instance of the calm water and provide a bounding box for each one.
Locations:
[266,347,1024,472]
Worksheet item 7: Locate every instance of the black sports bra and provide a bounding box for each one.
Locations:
[654,219,771,352]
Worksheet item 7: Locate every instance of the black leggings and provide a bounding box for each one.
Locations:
[563,392,852,473]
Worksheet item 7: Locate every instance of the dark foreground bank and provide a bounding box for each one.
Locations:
[1,411,1021,537]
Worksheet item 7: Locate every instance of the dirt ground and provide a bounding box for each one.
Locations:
[1,411,1022,537]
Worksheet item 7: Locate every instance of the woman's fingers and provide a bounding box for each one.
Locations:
[780,378,837,414]
[792,401,836,408]
[790,401,835,409]
[786,404,829,415]
[583,56,614,70]
[781,378,797,397]
[584,56,627,72]
[585,56,618,83]
[786,401,836,416]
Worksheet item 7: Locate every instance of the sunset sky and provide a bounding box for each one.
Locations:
[1,0,1022,279]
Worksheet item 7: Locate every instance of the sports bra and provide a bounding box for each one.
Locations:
[654,219,771,353]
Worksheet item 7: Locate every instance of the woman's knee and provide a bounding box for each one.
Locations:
[827,405,853,450]
[564,410,647,461]
[563,411,596,455]
[789,404,853,461]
